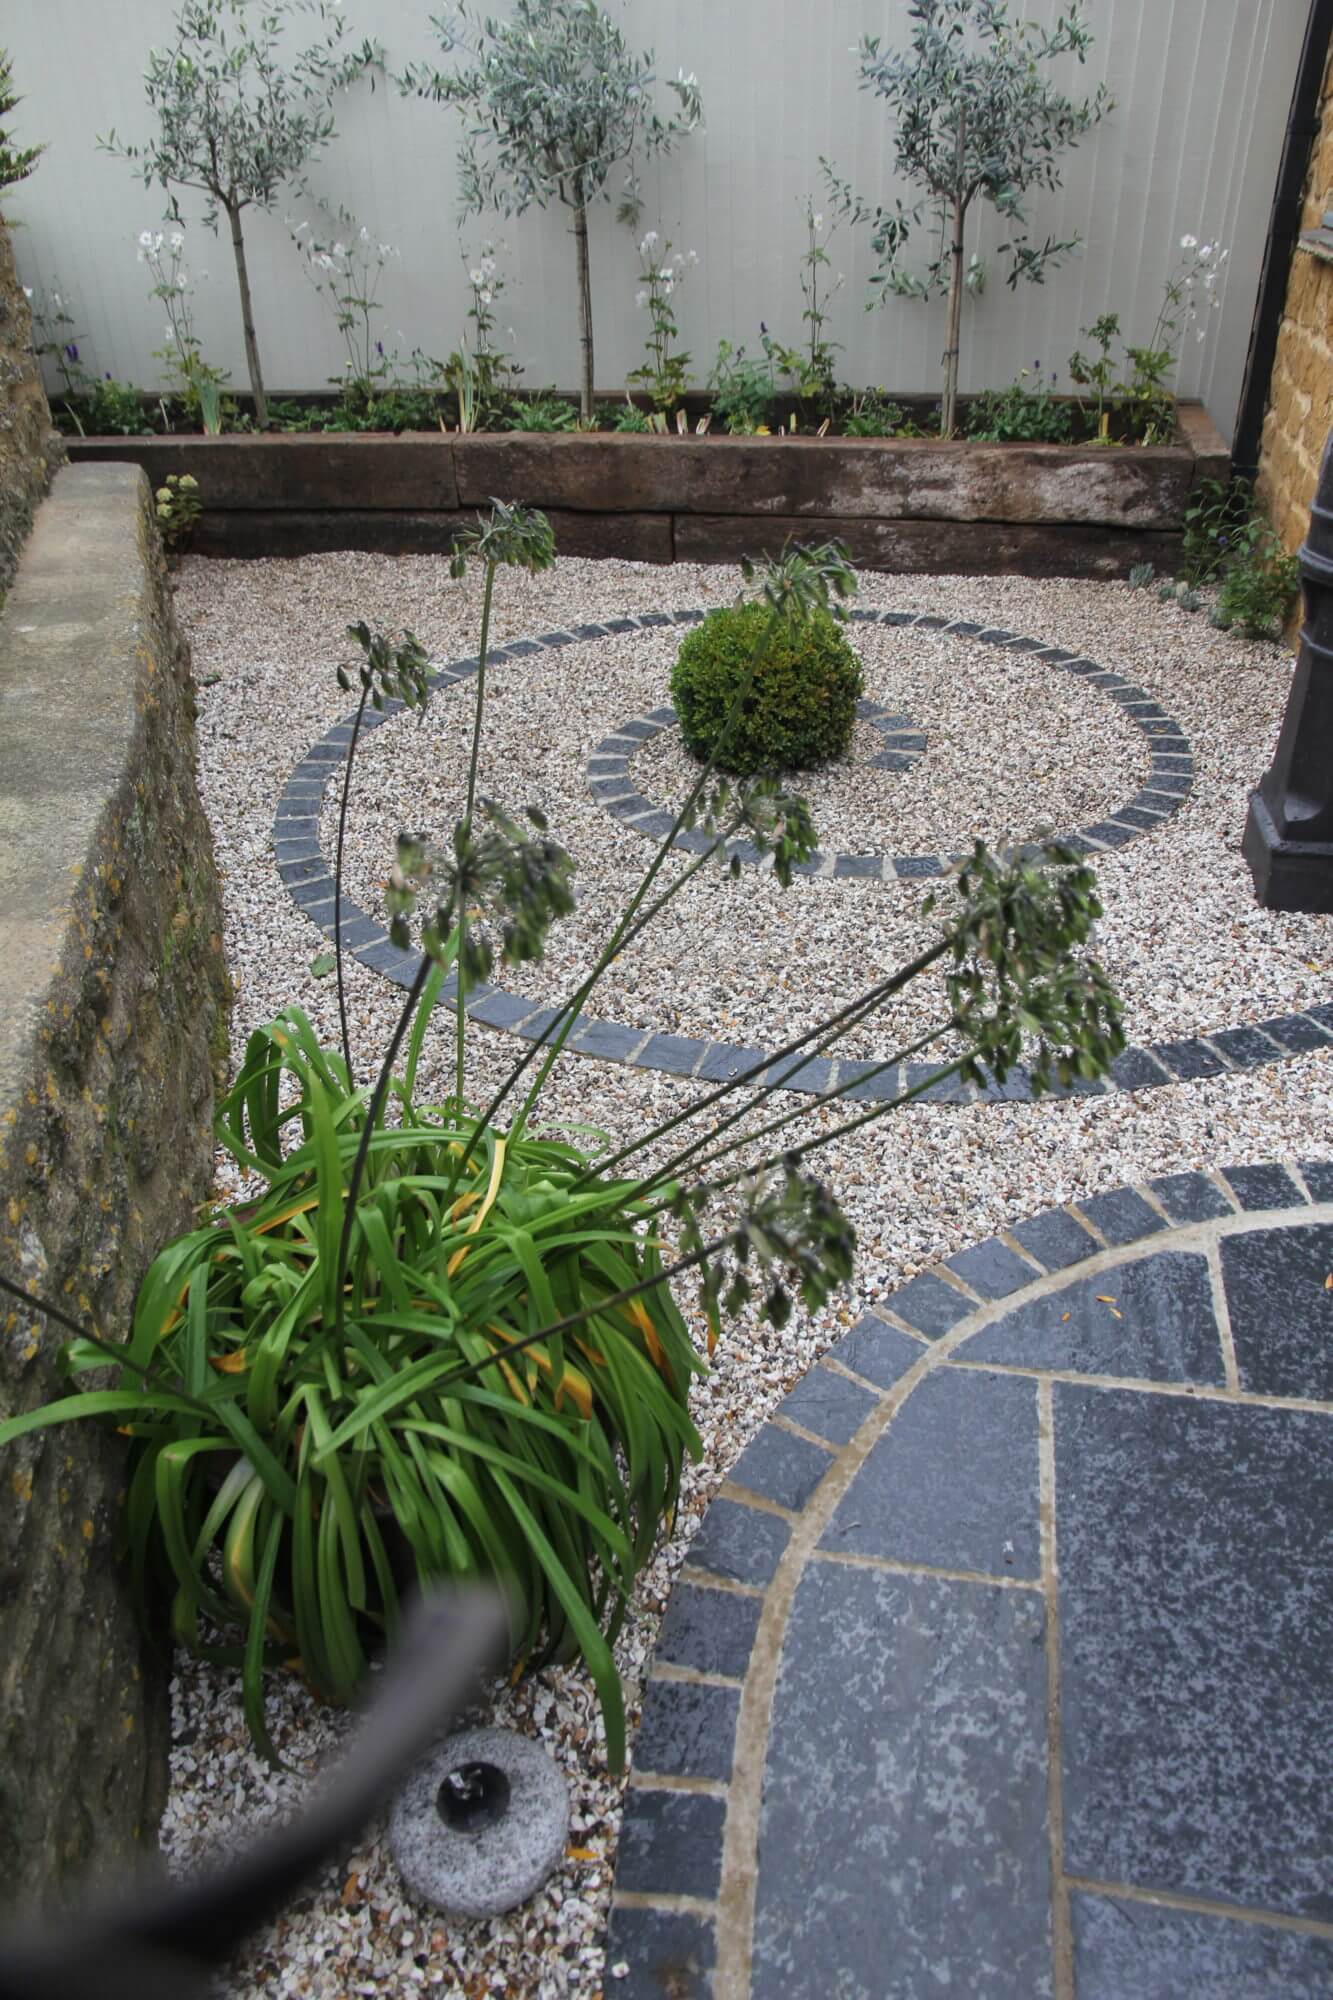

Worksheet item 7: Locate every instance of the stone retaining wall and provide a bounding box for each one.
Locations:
[0,463,229,1915]
[1258,42,1333,555]
[0,218,62,598]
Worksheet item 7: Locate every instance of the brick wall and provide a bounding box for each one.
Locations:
[1257,43,1333,552]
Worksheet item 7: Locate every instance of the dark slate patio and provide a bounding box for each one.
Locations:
[605,1164,1333,1998]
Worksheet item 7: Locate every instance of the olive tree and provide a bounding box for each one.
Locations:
[402,0,701,422]
[829,0,1111,438]
[102,0,368,428]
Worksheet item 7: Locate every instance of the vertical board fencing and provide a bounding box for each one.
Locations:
[2,0,1311,441]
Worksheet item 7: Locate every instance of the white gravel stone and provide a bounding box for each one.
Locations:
[165,549,1333,1998]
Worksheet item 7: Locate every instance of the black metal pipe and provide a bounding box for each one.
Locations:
[1243,424,1333,910]
[1231,0,1333,482]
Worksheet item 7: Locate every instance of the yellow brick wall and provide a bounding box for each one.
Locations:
[1258,44,1333,553]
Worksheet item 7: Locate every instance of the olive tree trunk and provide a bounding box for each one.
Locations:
[226,198,269,430]
[572,201,594,424]
[941,196,966,440]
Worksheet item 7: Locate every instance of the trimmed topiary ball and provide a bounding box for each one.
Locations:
[669,602,864,775]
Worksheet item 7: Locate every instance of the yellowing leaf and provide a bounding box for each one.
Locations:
[566,1845,599,1863]
[448,1138,507,1276]
[210,1349,249,1373]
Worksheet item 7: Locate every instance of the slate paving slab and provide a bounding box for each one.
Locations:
[608,1169,1333,1998]
[751,1563,1051,1999]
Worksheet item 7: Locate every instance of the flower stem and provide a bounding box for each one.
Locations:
[455,559,497,1106]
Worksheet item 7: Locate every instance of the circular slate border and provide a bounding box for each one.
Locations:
[271,606,1333,1102]
[604,1159,1333,1993]
[591,691,927,879]
[589,606,1194,880]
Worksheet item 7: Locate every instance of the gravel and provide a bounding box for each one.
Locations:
[166,549,1333,1998]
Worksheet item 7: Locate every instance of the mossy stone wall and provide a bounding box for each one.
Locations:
[0,462,229,1916]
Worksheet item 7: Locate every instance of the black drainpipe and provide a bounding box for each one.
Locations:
[1231,0,1333,483]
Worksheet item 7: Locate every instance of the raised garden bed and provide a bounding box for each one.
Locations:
[66,401,1228,576]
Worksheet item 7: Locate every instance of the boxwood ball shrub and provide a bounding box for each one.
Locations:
[670,601,864,774]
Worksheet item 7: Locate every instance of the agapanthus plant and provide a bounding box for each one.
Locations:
[0,515,1123,1769]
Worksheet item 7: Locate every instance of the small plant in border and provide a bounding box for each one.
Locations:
[291,213,399,414]
[154,472,202,551]
[965,362,1072,443]
[627,230,695,416]
[139,225,230,428]
[0,522,1123,1769]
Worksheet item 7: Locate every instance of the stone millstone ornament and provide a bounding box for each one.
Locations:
[388,1727,569,1918]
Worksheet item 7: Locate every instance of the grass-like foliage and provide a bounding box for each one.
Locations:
[0,518,1124,1768]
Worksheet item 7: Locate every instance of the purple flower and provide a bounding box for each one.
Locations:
[64,341,79,362]
[376,339,384,357]
[760,321,768,335]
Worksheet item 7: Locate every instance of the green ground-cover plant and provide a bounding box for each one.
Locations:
[502,391,580,433]
[401,0,700,424]
[840,388,917,437]
[0,523,1124,1769]
[965,364,1073,443]
[827,0,1111,439]
[708,340,775,435]
[672,601,864,773]
[1212,515,1299,639]
[103,0,372,430]
[1130,479,1299,640]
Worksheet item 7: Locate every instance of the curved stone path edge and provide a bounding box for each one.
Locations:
[271,609,1333,1102]
[605,1160,1333,1999]
[588,607,1194,882]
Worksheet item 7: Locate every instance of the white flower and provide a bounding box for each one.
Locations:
[170,231,184,251]
[331,241,346,258]
[154,232,164,252]
[139,230,155,248]
[1204,272,1216,291]
[479,288,493,304]
[640,229,658,252]
[813,212,824,230]
[22,285,32,298]
[177,273,189,290]
[635,288,649,308]
[481,255,496,276]
[686,249,699,265]
[469,267,484,285]
[1180,233,1198,250]
[1199,243,1213,261]
[1220,248,1230,262]
[1196,328,1207,342]
[359,225,370,243]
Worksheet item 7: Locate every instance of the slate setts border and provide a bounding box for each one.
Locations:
[272,609,1333,1102]
[604,1163,1333,1996]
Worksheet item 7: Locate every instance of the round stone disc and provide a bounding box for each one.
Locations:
[388,1726,570,1918]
